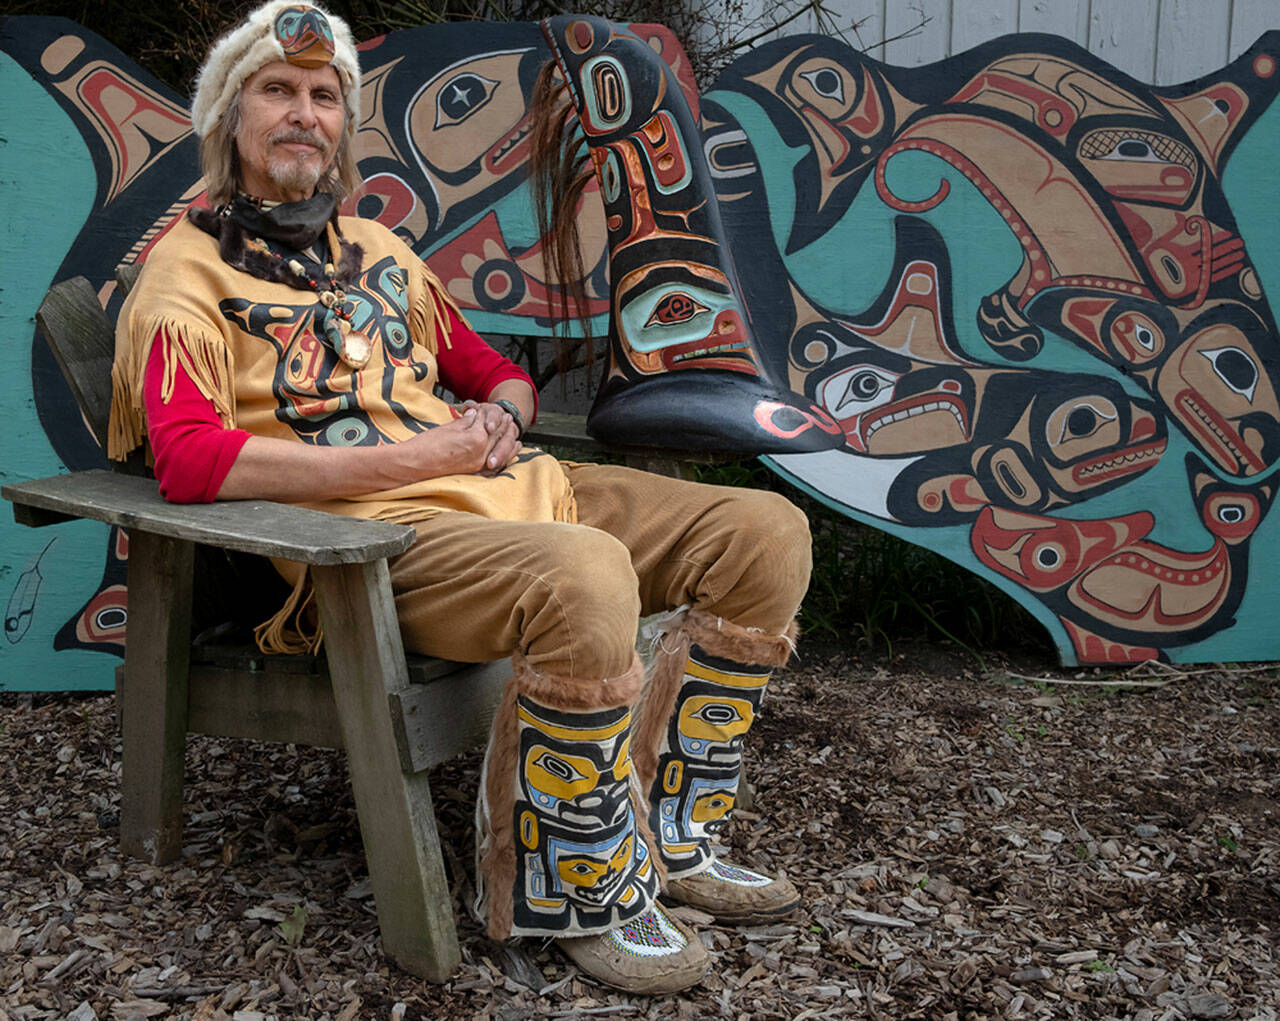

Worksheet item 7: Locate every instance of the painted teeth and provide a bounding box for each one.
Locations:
[1182,394,1248,467]
[865,400,964,437]
[495,124,530,161]
[672,341,748,362]
[1078,444,1163,477]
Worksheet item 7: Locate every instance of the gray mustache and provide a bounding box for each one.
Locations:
[270,130,330,151]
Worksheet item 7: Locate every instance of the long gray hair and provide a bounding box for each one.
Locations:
[199,96,362,208]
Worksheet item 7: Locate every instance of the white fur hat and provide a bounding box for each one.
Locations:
[190,0,360,138]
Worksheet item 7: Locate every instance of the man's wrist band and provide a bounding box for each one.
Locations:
[493,398,526,439]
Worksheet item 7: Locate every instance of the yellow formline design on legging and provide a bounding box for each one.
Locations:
[652,644,771,878]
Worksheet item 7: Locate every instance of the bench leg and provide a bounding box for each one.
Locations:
[120,531,193,864]
[312,560,462,983]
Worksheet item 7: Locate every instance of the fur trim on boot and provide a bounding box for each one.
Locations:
[632,610,798,796]
[682,609,798,669]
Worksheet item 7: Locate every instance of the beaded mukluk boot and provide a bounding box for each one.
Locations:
[633,609,802,925]
[475,651,710,994]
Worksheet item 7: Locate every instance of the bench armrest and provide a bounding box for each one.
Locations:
[3,470,415,565]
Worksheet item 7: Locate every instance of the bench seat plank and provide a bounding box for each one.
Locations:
[3,471,414,564]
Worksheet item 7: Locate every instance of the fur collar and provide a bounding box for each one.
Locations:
[188,201,363,288]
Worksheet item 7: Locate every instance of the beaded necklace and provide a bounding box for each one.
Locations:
[189,193,372,370]
[244,220,373,369]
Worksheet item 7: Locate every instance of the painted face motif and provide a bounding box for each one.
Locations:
[650,647,770,875]
[971,455,1275,660]
[522,732,631,820]
[551,831,638,904]
[1154,308,1280,475]
[510,698,656,933]
[221,254,439,447]
[407,51,531,187]
[733,39,896,243]
[273,5,337,69]
[542,15,845,455]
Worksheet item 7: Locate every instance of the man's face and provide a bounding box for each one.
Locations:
[235,60,344,203]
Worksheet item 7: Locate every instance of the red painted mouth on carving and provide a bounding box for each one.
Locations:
[1072,437,1167,486]
[1175,388,1265,475]
[856,393,970,450]
[659,340,756,373]
[486,120,532,175]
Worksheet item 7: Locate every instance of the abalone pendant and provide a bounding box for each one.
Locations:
[335,320,373,370]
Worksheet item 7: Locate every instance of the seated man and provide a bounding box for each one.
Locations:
[109,0,812,995]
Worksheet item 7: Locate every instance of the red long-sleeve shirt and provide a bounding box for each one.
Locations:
[144,307,536,503]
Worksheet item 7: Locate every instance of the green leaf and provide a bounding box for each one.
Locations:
[277,904,307,947]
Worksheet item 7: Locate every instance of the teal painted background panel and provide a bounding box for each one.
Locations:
[4,17,1280,683]
[728,32,1280,666]
[0,52,117,691]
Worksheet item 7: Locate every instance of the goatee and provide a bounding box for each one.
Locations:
[267,129,332,197]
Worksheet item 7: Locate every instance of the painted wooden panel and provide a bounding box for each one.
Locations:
[1157,0,1231,84]
[1231,0,1280,61]
[0,47,117,691]
[951,0,1019,53]
[1017,0,1090,41]
[704,23,1280,666]
[884,0,952,65]
[1088,0,1160,82]
[4,11,1280,686]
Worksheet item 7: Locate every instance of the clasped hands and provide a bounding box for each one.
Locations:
[432,400,523,476]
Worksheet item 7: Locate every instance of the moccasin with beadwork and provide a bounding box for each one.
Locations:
[556,903,711,994]
[663,859,801,926]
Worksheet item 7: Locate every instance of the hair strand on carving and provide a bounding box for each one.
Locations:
[529,60,600,380]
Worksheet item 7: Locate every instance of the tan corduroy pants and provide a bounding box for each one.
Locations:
[388,462,812,678]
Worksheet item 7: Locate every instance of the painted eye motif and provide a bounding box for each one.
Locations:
[691,702,744,727]
[1019,537,1075,584]
[646,292,709,326]
[532,752,587,784]
[1109,138,1159,160]
[568,862,598,875]
[96,607,127,630]
[1203,491,1261,540]
[823,365,897,415]
[1054,400,1118,444]
[600,150,622,202]
[1117,314,1168,362]
[1033,544,1064,570]
[799,66,845,103]
[435,72,498,127]
[1201,346,1259,402]
[584,56,630,128]
[1079,129,1195,169]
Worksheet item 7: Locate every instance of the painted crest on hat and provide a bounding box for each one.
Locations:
[273,5,336,69]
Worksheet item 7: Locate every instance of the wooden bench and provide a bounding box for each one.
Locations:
[3,274,745,981]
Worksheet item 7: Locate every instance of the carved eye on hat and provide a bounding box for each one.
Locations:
[274,5,336,68]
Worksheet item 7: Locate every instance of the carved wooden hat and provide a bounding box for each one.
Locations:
[190,1,360,138]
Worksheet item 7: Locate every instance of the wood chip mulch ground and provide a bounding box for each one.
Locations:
[1,644,1276,1020]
